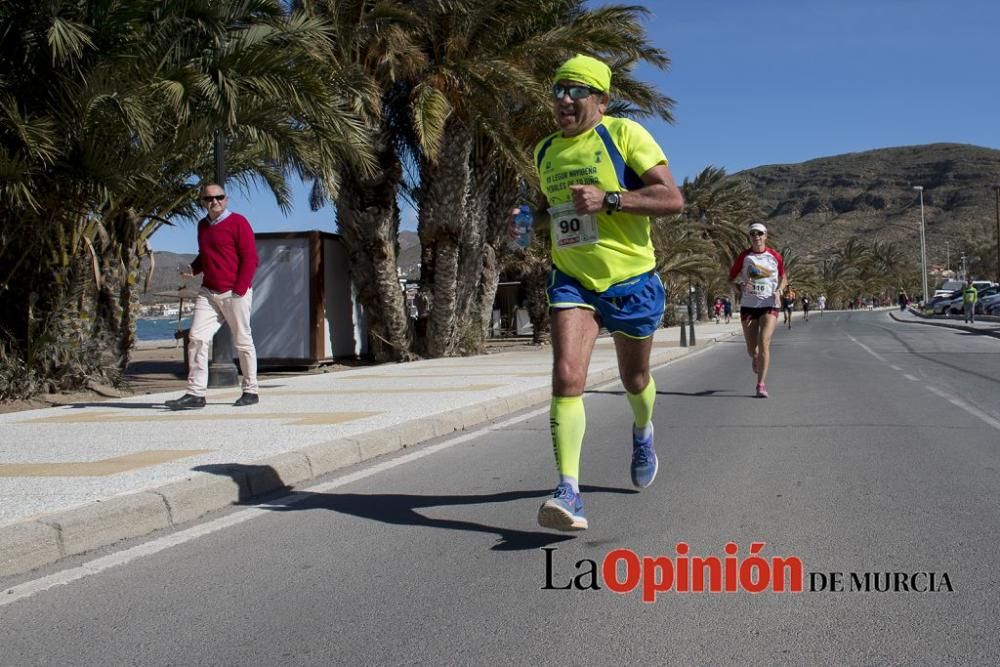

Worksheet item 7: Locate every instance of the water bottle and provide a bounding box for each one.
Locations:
[513,205,533,249]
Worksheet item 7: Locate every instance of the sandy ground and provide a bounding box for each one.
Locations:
[0,337,542,414]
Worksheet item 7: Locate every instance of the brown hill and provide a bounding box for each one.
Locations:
[734,143,1000,272]
[141,252,200,304]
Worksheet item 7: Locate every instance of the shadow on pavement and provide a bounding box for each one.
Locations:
[124,359,185,377]
[262,486,636,551]
[267,489,584,551]
[65,401,168,410]
[194,463,290,501]
[64,399,241,409]
[587,389,730,397]
[196,462,637,552]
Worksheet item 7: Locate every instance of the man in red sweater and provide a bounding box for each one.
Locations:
[166,183,260,409]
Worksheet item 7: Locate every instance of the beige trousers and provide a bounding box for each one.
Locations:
[186,288,258,396]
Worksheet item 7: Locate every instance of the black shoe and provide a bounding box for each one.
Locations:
[165,393,206,410]
[234,392,259,407]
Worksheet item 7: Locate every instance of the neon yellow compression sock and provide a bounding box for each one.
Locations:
[549,395,585,487]
[626,377,656,430]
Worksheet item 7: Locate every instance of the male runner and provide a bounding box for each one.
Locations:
[520,54,684,531]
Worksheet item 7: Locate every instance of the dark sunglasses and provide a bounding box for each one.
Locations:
[201,194,226,202]
[552,84,601,101]
[749,231,765,237]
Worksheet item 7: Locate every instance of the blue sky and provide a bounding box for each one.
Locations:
[151,0,1000,253]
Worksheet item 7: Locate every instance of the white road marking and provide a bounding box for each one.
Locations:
[1,338,730,606]
[890,365,903,371]
[903,374,919,381]
[924,386,1000,431]
[850,332,1000,430]
[847,334,888,363]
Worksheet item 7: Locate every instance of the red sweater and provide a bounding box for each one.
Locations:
[190,212,258,295]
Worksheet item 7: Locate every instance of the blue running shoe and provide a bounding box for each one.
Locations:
[631,423,658,488]
[537,484,588,531]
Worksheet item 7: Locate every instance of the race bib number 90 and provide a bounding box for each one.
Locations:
[549,202,598,248]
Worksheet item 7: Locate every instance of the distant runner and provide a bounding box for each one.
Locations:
[730,223,786,398]
[781,286,796,329]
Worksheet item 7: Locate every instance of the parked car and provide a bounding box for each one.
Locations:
[945,285,1000,314]
[980,292,1000,315]
[930,289,962,314]
[925,290,956,310]
[971,280,996,292]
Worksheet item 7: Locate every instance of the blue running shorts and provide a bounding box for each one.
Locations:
[546,267,665,339]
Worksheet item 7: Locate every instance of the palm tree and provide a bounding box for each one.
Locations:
[300,0,675,359]
[289,0,432,361]
[653,167,760,320]
[407,0,676,357]
[1,0,372,398]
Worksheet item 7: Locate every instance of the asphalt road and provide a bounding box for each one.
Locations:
[2,311,999,665]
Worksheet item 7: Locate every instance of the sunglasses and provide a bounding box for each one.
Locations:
[201,194,226,202]
[552,84,601,101]
[749,231,766,237]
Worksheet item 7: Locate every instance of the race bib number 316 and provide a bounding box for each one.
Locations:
[549,202,598,248]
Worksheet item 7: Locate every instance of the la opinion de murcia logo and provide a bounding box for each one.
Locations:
[541,543,954,602]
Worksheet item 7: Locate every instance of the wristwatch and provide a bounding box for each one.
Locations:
[603,191,622,214]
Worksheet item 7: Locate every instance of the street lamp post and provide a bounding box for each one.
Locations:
[913,186,929,307]
[686,279,696,346]
[207,133,239,388]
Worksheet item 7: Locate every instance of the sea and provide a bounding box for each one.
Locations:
[136,317,192,342]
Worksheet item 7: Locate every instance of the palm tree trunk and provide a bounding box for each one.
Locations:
[454,190,484,354]
[418,119,472,358]
[477,243,499,342]
[525,267,550,345]
[335,147,414,362]
[470,165,518,345]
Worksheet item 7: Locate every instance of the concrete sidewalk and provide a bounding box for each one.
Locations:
[1,321,744,578]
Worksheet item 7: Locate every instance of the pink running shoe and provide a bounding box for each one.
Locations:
[755,383,768,398]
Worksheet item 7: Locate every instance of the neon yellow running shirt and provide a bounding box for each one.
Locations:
[533,116,668,292]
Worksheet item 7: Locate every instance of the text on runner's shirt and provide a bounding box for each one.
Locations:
[729,248,785,309]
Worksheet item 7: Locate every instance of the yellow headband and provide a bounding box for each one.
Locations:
[554,54,611,92]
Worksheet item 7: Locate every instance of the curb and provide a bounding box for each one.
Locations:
[0,330,736,580]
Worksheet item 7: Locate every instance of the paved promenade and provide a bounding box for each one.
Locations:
[2,320,748,578]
